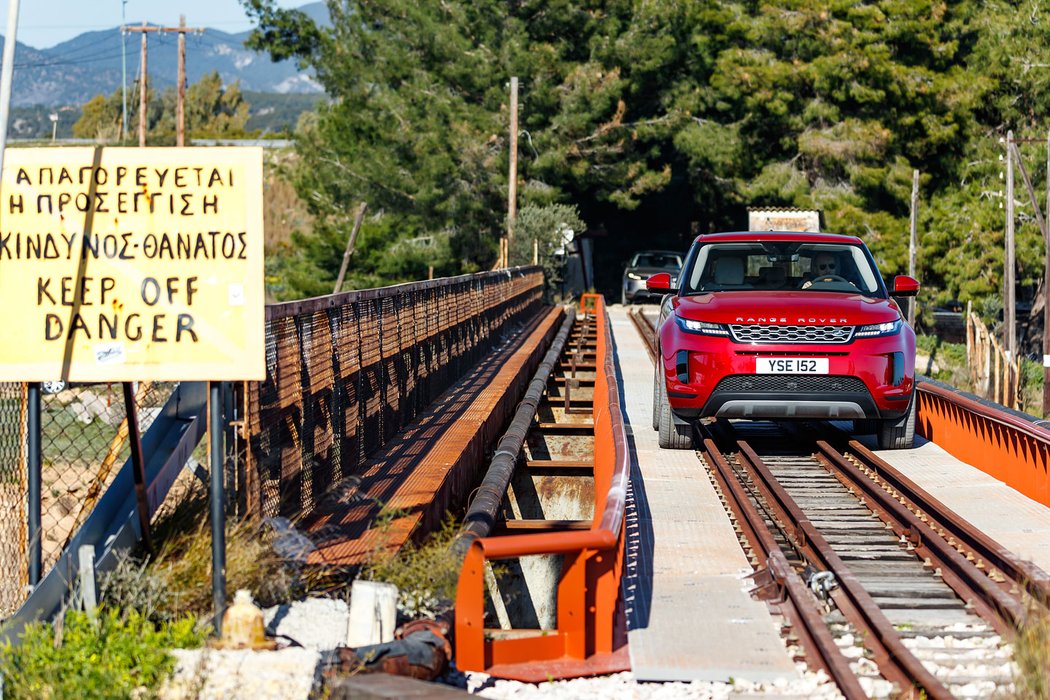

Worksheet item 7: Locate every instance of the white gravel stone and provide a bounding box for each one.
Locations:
[263,597,350,651]
[463,665,842,699]
[160,647,320,700]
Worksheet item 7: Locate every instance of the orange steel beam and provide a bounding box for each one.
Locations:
[454,293,630,679]
[916,381,1050,508]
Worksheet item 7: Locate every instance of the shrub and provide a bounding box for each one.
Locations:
[915,333,971,389]
[359,512,461,618]
[508,204,585,299]
[1013,603,1050,699]
[100,485,295,622]
[0,608,204,699]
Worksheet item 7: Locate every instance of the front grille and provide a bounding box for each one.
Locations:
[714,375,867,394]
[729,324,854,344]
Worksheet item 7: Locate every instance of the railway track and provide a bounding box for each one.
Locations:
[627,306,1049,698]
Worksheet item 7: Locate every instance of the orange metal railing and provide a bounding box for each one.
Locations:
[454,293,629,674]
[917,380,1050,508]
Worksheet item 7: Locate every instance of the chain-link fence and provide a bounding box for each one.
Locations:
[0,383,25,617]
[0,381,176,618]
[244,267,544,521]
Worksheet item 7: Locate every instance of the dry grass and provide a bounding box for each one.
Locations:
[359,511,462,618]
[1013,602,1050,699]
[100,484,295,624]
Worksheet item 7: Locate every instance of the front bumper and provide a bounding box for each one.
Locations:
[624,277,651,301]
[659,325,914,421]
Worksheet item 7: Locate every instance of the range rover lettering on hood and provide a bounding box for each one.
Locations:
[734,316,850,324]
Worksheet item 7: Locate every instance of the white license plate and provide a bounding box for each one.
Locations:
[756,358,829,374]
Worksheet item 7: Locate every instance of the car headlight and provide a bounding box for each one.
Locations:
[855,320,902,338]
[626,272,644,280]
[676,316,729,336]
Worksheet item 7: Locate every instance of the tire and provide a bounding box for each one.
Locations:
[652,365,662,431]
[854,419,877,435]
[621,287,628,306]
[877,395,916,450]
[657,385,694,449]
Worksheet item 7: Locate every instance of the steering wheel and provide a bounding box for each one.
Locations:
[802,274,850,289]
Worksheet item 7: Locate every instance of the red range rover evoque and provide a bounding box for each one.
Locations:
[646,231,919,450]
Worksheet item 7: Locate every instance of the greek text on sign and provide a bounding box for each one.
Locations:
[0,147,264,381]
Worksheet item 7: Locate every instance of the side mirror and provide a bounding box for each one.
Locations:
[890,275,919,297]
[646,272,679,294]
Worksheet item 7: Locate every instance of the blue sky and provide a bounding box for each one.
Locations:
[15,1,306,49]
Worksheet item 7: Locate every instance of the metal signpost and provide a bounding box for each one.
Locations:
[0,147,265,629]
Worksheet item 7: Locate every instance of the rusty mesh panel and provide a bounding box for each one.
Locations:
[334,303,361,479]
[254,315,302,519]
[358,298,383,460]
[245,268,544,520]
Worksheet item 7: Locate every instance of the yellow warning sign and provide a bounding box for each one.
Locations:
[0,147,264,381]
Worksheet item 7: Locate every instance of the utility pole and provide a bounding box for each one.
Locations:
[176,15,186,146]
[908,169,919,327]
[506,76,519,267]
[120,0,128,140]
[0,0,20,171]
[1010,138,1049,412]
[136,22,146,146]
[1044,130,1050,415]
[1006,130,1017,359]
[125,19,204,147]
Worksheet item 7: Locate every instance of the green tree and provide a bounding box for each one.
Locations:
[242,0,1050,322]
[71,92,122,140]
[154,71,251,138]
[509,203,584,298]
[74,72,252,144]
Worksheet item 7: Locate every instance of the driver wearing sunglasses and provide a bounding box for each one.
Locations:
[802,252,840,288]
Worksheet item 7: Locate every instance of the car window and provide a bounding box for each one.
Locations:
[631,253,682,270]
[684,241,884,295]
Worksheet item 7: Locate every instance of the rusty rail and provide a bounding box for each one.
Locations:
[730,441,952,699]
[841,439,1050,612]
[701,440,867,699]
[814,441,1022,633]
[626,308,657,361]
[455,294,628,674]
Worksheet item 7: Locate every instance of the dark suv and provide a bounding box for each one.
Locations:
[622,250,683,305]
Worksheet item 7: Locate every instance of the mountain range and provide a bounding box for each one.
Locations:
[5,2,328,107]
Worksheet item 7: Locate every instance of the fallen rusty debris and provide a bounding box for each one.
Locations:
[326,617,452,682]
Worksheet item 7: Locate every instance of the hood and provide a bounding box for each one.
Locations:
[673,291,900,326]
[626,266,678,277]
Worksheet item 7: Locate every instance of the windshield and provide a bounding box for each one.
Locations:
[631,252,682,270]
[683,241,884,296]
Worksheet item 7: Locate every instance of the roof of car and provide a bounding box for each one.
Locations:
[693,231,863,245]
[632,249,683,255]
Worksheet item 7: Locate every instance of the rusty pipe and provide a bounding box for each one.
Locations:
[454,307,576,550]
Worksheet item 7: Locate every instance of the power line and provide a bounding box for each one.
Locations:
[14,47,122,68]
[125,18,203,147]
[20,36,120,63]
